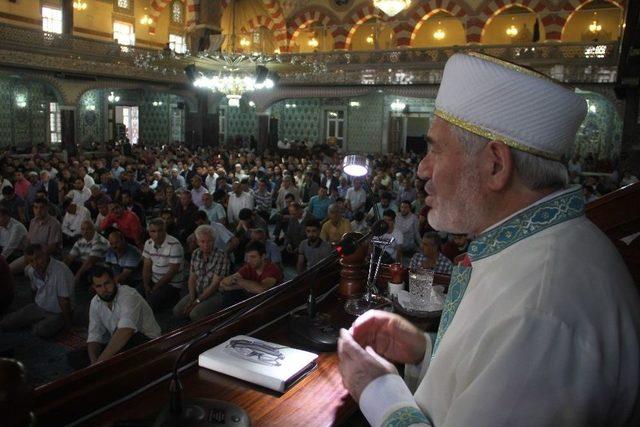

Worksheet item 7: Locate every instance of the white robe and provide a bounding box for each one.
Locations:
[360,188,640,426]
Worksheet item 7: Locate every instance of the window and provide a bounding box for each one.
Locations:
[171,1,183,24]
[326,110,344,145]
[117,0,130,9]
[42,6,62,34]
[49,103,62,144]
[169,34,187,54]
[114,21,135,46]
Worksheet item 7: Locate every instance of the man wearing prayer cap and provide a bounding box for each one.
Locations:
[338,53,640,426]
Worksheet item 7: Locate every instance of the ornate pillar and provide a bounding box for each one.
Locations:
[187,0,223,54]
[60,106,77,157]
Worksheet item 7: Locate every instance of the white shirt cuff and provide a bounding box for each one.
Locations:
[404,332,433,392]
[360,374,428,427]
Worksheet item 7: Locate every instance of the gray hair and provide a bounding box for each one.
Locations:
[451,126,568,191]
[194,224,215,239]
[328,203,340,214]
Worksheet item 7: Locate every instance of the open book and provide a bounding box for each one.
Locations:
[198,335,318,392]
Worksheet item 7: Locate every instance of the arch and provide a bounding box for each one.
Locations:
[148,0,193,35]
[241,15,276,34]
[395,0,466,47]
[559,0,624,41]
[343,4,385,50]
[480,3,543,44]
[468,0,545,43]
[261,0,289,51]
[287,7,339,49]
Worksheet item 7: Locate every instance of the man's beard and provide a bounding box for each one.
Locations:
[98,286,118,302]
[426,165,483,234]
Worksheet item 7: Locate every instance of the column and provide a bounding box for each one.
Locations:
[60,106,77,157]
[61,0,74,35]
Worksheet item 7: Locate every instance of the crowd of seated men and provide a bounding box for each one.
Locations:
[0,141,630,368]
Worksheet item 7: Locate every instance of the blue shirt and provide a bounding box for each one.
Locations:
[308,195,332,220]
[105,244,142,282]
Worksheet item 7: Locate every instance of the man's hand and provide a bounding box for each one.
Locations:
[349,310,427,365]
[338,328,397,402]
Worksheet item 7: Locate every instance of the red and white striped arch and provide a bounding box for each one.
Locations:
[147,0,202,34]
[343,4,384,50]
[395,0,465,47]
[241,15,276,34]
[555,0,624,41]
[468,0,544,43]
[287,9,337,47]
[261,0,289,51]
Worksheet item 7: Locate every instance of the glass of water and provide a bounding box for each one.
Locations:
[409,267,435,304]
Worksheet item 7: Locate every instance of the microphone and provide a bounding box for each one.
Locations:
[335,233,358,257]
[371,219,389,236]
[371,236,396,245]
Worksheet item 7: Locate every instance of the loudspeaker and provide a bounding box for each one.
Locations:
[255,66,269,84]
[184,64,198,83]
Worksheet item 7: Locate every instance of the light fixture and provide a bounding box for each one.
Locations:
[140,9,153,26]
[588,104,597,113]
[73,0,87,11]
[248,101,256,107]
[86,104,96,111]
[433,22,445,40]
[373,0,411,17]
[342,155,370,177]
[15,94,27,108]
[506,24,518,38]
[240,37,251,47]
[308,36,319,48]
[194,73,275,104]
[390,99,406,112]
[274,47,281,54]
[589,20,602,34]
[107,92,120,103]
[227,94,241,107]
[366,34,375,45]
[349,101,361,107]
[152,101,163,106]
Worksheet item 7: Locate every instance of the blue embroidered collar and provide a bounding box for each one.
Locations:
[467,186,585,263]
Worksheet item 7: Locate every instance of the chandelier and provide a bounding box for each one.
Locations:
[140,14,153,26]
[506,24,518,38]
[373,0,411,17]
[433,22,445,40]
[240,37,251,47]
[308,36,319,48]
[366,34,375,45]
[73,0,87,11]
[589,20,602,34]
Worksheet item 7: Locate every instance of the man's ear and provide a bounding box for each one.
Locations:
[485,141,514,192]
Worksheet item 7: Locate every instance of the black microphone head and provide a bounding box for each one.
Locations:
[372,219,389,236]
[337,234,358,256]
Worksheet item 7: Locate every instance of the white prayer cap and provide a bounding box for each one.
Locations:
[435,52,587,161]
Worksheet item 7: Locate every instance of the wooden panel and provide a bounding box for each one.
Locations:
[33,260,347,426]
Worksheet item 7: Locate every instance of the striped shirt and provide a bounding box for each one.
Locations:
[105,244,142,278]
[68,232,109,262]
[253,189,272,214]
[142,234,184,288]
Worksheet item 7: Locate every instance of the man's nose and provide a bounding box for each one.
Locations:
[417,154,432,181]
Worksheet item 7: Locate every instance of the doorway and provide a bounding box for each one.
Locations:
[115,105,139,145]
[405,114,430,154]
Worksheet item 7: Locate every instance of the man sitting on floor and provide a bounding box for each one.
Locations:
[297,218,332,273]
[81,266,160,366]
[173,225,230,323]
[219,241,283,308]
[142,218,184,311]
[0,243,74,338]
[0,206,27,263]
[409,231,453,275]
[105,228,142,287]
[64,220,110,287]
